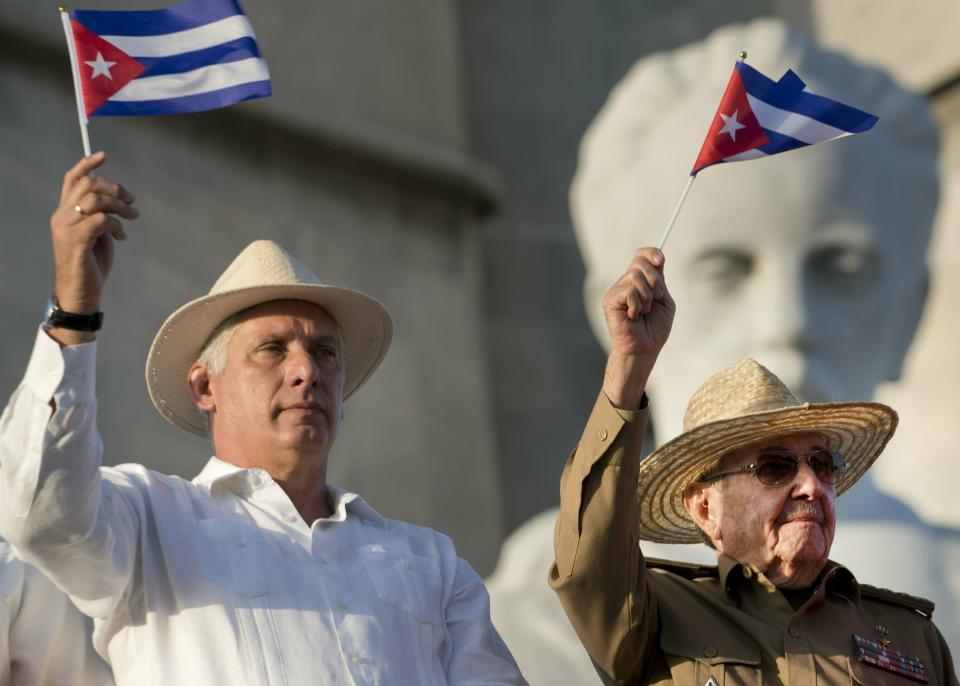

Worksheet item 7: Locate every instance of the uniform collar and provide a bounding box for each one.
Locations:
[718,553,861,603]
[192,456,386,527]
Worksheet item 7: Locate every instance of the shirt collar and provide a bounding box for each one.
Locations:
[192,456,386,527]
[717,552,861,603]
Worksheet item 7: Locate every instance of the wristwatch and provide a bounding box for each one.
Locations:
[43,296,104,332]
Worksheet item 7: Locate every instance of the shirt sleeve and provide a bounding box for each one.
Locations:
[440,553,528,685]
[0,327,140,621]
[548,391,657,684]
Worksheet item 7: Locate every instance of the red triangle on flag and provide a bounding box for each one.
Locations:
[691,67,769,174]
[70,19,146,117]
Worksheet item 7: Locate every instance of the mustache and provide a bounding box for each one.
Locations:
[776,502,824,526]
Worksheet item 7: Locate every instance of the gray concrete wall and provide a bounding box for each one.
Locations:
[0,1,504,572]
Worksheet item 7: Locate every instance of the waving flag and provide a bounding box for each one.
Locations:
[691,61,877,174]
[64,0,270,118]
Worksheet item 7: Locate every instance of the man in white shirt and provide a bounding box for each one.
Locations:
[0,542,113,685]
[0,152,525,685]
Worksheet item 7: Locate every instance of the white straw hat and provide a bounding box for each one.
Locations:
[638,359,898,543]
[146,240,393,436]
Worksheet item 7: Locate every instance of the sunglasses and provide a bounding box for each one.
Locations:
[701,448,846,487]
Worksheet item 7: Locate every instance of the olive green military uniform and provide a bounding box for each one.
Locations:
[549,393,958,685]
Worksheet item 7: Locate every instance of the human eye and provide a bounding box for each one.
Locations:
[808,245,881,292]
[687,249,753,295]
[257,340,285,355]
[312,342,339,361]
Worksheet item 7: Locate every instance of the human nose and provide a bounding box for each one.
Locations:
[790,459,825,500]
[750,256,814,352]
[285,347,320,387]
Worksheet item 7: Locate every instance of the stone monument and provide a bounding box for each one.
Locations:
[487,18,959,683]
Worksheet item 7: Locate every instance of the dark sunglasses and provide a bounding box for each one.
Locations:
[701,448,846,487]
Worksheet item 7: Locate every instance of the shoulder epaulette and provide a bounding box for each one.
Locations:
[861,584,935,619]
[645,557,719,580]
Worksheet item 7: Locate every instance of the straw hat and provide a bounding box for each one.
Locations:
[637,359,897,543]
[146,240,393,436]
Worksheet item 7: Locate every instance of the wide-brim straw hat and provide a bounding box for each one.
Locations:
[146,240,393,436]
[638,359,898,544]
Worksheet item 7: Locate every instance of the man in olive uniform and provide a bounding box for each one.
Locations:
[550,247,958,685]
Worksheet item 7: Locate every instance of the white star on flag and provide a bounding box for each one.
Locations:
[718,109,747,141]
[85,52,116,80]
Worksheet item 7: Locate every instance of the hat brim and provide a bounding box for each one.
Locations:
[146,284,393,437]
[637,401,898,543]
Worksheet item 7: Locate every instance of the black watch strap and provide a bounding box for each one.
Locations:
[44,296,103,332]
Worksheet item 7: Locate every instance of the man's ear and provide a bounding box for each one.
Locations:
[683,482,721,545]
[187,363,216,412]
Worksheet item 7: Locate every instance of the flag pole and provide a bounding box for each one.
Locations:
[656,174,696,251]
[59,6,92,157]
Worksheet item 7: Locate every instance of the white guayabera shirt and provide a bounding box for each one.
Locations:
[0,541,113,685]
[0,329,525,686]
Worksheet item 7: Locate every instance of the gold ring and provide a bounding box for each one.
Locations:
[74,203,88,218]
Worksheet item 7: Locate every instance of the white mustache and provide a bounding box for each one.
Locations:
[777,502,824,525]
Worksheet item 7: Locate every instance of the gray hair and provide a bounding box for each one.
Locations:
[196,313,243,437]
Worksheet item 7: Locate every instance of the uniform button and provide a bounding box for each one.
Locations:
[788,626,801,638]
[283,514,297,523]
[351,654,360,664]
[703,646,718,658]
[597,427,609,441]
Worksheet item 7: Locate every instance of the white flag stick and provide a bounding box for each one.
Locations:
[656,174,697,251]
[59,6,92,157]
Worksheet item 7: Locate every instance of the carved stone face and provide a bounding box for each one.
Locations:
[579,140,931,440]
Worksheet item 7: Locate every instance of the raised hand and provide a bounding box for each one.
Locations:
[601,248,675,409]
[49,152,138,344]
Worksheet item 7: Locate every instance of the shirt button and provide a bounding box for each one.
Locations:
[597,427,608,441]
[250,475,262,486]
[703,646,718,657]
[788,626,801,638]
[351,654,361,664]
[283,514,297,523]
[335,600,346,612]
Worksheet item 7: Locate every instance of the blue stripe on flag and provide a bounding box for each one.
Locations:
[756,129,810,156]
[72,0,243,36]
[737,62,877,133]
[92,80,271,116]
[136,37,260,77]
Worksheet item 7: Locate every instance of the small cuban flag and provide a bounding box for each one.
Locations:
[62,0,271,119]
[691,60,877,175]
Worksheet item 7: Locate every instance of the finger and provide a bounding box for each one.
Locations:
[104,214,127,241]
[631,260,665,300]
[60,152,107,203]
[632,247,664,269]
[82,193,140,220]
[68,174,136,207]
[627,269,655,305]
[81,212,126,242]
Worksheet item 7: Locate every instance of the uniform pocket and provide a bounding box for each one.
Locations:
[358,544,442,625]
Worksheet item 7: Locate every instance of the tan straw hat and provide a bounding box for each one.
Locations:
[637,359,898,543]
[146,240,393,436]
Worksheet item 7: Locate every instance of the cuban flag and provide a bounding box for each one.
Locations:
[691,61,877,175]
[65,0,270,118]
